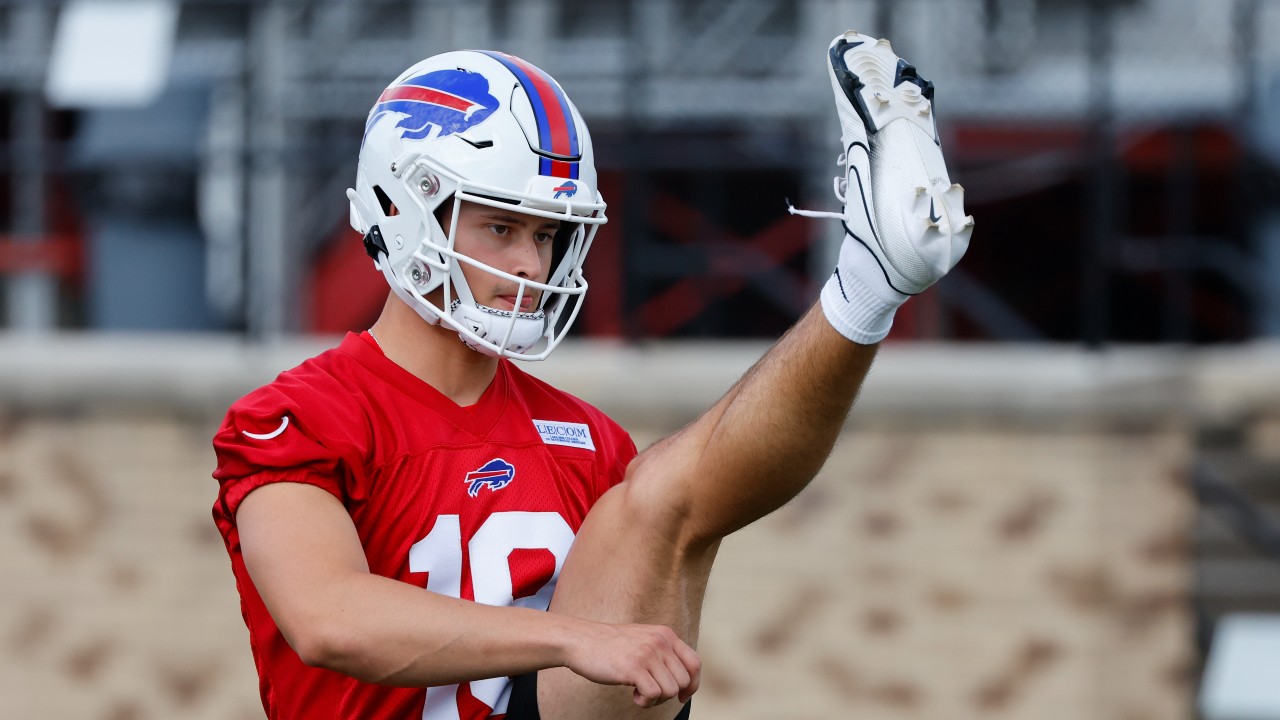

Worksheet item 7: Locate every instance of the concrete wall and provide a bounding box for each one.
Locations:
[697,425,1192,720]
[3,336,1278,719]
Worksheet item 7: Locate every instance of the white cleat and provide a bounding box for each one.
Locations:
[803,30,974,297]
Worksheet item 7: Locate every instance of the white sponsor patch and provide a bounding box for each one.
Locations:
[533,419,595,451]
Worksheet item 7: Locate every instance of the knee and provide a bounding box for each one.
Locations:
[613,453,717,553]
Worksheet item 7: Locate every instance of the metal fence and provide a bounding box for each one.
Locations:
[1,0,1279,342]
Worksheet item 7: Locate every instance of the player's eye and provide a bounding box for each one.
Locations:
[535,232,555,245]
[486,224,511,236]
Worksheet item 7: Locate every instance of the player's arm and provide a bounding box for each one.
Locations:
[236,481,699,705]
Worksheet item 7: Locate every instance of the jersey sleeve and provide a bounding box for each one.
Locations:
[585,407,638,499]
[212,377,371,524]
[602,427,638,490]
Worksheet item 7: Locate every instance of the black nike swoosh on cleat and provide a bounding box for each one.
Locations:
[928,198,941,225]
[841,141,919,297]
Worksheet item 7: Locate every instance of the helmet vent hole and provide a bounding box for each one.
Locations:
[372,186,399,217]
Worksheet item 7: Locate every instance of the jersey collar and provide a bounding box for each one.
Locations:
[341,331,510,439]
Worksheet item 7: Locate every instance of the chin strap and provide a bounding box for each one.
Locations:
[449,301,546,357]
[363,225,389,261]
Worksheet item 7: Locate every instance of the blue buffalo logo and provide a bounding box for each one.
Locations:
[464,458,516,497]
[552,181,578,199]
[364,68,500,144]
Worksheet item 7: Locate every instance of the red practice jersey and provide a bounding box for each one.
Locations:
[212,332,637,720]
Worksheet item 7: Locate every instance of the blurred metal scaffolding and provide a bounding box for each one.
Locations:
[0,0,1278,341]
[4,4,56,332]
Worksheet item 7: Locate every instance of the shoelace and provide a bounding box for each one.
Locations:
[786,151,850,221]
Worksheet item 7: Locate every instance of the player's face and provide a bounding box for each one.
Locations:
[446,200,559,312]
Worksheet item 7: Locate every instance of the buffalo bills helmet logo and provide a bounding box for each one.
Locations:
[364,68,500,144]
[553,181,578,199]
[464,458,516,497]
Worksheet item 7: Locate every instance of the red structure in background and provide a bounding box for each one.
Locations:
[574,171,625,338]
[630,192,811,338]
[0,234,81,279]
[306,223,385,334]
[0,178,86,299]
[305,120,1256,343]
[950,120,1241,171]
[948,119,1251,342]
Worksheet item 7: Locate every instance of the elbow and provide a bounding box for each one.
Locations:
[291,623,401,684]
[289,622,365,674]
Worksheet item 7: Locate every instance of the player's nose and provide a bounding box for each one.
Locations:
[508,232,544,280]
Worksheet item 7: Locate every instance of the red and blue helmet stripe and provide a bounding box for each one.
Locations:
[480,51,581,180]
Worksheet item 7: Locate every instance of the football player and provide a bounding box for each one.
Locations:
[212,32,971,720]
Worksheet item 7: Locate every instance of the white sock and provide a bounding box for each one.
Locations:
[818,235,909,345]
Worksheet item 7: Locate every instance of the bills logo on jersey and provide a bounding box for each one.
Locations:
[464,458,516,497]
[364,69,500,144]
[552,181,578,199]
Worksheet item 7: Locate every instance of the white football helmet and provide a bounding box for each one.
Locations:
[347,50,606,360]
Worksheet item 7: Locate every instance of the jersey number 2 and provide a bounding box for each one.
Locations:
[409,511,575,720]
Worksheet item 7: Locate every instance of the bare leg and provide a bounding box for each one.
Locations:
[538,308,877,719]
[535,484,719,719]
[537,29,971,718]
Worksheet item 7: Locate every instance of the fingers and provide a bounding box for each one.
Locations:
[631,674,663,708]
[633,628,697,708]
[643,665,681,708]
[673,637,701,702]
[662,653,691,705]
[565,620,701,708]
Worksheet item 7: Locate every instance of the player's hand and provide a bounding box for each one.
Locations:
[564,622,701,707]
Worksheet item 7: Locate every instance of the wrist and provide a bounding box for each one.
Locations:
[547,613,595,670]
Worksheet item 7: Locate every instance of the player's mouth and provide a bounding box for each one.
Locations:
[493,293,537,312]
